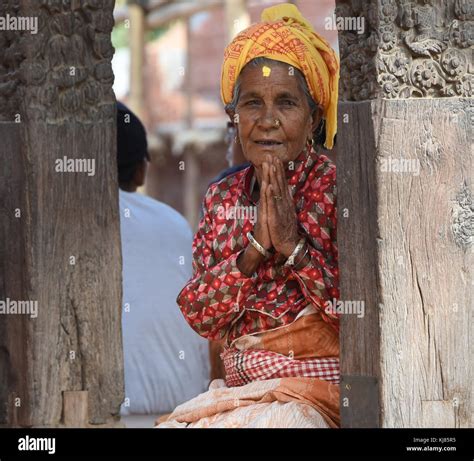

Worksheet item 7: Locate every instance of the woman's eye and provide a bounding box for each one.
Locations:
[280,99,296,106]
[245,100,260,106]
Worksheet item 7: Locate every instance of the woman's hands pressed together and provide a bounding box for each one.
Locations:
[237,154,302,277]
[252,160,272,252]
[264,155,300,258]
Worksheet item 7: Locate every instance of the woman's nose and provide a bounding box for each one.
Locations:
[257,106,278,129]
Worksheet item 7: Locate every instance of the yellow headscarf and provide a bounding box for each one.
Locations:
[221,3,339,150]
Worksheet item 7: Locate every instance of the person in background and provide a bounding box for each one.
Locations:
[116,102,210,424]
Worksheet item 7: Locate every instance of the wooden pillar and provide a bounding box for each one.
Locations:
[225,0,250,42]
[0,0,124,426]
[129,1,146,119]
[183,18,199,230]
[335,0,472,427]
[183,148,199,231]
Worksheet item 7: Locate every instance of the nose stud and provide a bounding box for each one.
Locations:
[274,119,281,127]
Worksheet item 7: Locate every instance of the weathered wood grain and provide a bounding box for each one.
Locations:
[338,98,472,427]
[63,391,88,428]
[336,0,473,428]
[0,121,124,427]
[337,101,382,427]
[0,0,123,427]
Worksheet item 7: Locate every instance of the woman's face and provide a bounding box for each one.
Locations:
[232,62,319,168]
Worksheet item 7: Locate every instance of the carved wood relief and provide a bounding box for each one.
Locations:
[0,0,116,122]
[336,0,473,100]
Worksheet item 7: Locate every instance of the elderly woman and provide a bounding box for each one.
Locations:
[158,3,340,428]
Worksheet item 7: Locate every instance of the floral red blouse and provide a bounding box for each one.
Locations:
[177,148,339,346]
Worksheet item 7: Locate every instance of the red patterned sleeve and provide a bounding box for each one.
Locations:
[292,164,340,329]
[176,187,256,341]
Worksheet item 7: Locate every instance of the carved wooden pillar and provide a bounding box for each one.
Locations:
[0,0,124,426]
[336,0,472,427]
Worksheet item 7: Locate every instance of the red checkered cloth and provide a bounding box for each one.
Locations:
[221,347,340,387]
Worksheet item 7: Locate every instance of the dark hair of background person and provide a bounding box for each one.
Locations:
[117,102,150,187]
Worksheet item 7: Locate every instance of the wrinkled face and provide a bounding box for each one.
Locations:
[232,62,319,168]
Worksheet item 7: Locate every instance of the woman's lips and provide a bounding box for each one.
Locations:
[254,140,283,147]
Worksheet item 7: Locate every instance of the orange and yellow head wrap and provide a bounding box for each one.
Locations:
[220,3,340,150]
